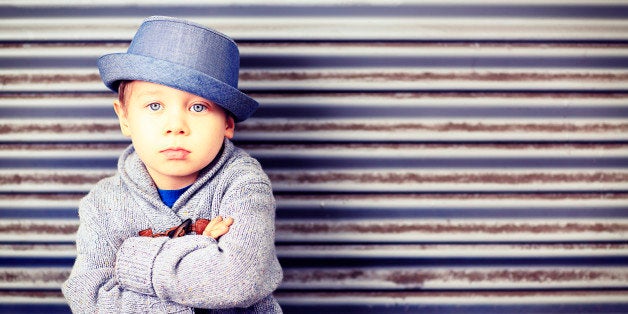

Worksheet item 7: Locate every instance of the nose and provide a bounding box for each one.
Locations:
[163,108,189,135]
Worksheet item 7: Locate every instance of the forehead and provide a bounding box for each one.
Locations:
[127,81,198,98]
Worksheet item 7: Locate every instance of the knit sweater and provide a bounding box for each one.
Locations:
[62,139,283,313]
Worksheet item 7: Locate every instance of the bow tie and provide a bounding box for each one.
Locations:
[139,218,210,238]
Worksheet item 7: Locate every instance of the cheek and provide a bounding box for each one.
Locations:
[193,120,228,150]
[126,118,161,153]
[128,114,159,134]
[199,126,227,149]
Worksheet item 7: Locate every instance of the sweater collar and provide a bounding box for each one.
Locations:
[118,138,236,223]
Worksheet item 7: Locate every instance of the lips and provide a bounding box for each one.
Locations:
[160,147,190,160]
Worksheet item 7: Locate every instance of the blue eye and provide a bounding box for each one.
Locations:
[148,103,162,111]
[190,104,207,113]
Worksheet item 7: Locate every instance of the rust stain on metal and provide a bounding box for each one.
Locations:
[277,222,628,234]
[0,173,109,185]
[0,290,64,298]
[247,91,628,100]
[242,142,628,151]
[386,269,628,285]
[0,42,128,49]
[3,191,626,208]
[0,92,113,98]
[274,290,628,298]
[0,73,101,85]
[268,172,628,184]
[0,269,70,283]
[240,71,628,82]
[4,172,625,186]
[275,192,628,202]
[0,123,119,135]
[240,42,628,50]
[278,243,628,252]
[383,271,437,286]
[3,72,628,85]
[3,142,626,152]
[0,243,75,251]
[238,121,628,133]
[0,193,84,201]
[2,91,627,101]
[0,143,128,151]
[283,268,628,286]
[0,222,77,235]
[4,41,627,50]
[283,269,370,283]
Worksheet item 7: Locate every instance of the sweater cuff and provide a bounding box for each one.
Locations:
[115,236,168,296]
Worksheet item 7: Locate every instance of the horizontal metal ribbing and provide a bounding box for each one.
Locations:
[1,16,628,42]
[2,1,627,312]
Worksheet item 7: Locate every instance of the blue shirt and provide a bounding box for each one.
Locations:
[157,185,190,208]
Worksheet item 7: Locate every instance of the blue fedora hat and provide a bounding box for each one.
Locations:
[98,16,257,122]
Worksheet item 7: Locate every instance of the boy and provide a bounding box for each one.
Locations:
[62,16,283,313]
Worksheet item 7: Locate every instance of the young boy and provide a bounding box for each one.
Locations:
[62,16,283,313]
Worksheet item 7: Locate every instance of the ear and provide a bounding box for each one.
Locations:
[224,114,235,139]
[113,100,131,137]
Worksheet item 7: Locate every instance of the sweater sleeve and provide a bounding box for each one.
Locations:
[114,167,283,309]
[62,198,192,314]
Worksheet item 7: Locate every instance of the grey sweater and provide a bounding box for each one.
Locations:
[62,139,283,313]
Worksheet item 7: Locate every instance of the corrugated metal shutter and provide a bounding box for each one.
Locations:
[1,1,628,313]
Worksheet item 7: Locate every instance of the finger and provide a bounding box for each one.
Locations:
[211,219,233,233]
[202,218,220,237]
[208,224,230,239]
[203,222,229,238]
[223,217,234,227]
[205,216,223,231]
[202,227,211,237]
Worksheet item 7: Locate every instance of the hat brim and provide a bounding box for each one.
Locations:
[98,53,257,122]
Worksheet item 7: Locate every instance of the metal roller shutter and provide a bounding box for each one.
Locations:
[1,1,627,313]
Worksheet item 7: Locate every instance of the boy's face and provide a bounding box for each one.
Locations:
[113,81,235,190]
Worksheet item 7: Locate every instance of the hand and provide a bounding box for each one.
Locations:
[202,216,234,240]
